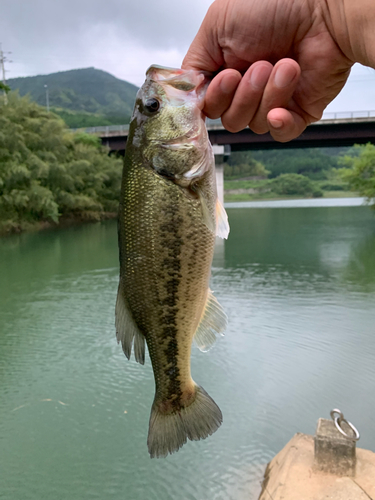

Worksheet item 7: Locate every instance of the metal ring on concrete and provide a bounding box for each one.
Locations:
[330,409,360,441]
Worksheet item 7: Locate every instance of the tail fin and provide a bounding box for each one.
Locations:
[147,386,222,458]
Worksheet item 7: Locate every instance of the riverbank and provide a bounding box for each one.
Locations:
[224,197,367,209]
[224,191,358,202]
[1,194,370,237]
[0,211,117,237]
[223,178,354,202]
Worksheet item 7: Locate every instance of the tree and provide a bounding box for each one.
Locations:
[0,82,11,93]
[0,92,123,234]
[224,155,269,179]
[250,148,342,179]
[339,144,375,208]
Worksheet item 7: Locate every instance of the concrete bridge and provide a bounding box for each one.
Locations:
[82,111,375,153]
[81,111,375,204]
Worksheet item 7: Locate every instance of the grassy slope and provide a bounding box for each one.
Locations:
[223,179,357,202]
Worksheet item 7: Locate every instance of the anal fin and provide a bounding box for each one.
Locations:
[115,281,146,364]
[194,289,227,352]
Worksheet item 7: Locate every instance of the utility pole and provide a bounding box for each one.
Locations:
[44,84,49,112]
[0,43,12,105]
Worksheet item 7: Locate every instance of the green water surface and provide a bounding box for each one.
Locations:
[1,204,374,499]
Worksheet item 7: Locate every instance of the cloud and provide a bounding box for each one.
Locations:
[1,0,213,85]
[3,0,211,48]
[2,0,375,112]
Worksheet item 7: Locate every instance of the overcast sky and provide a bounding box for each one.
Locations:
[2,0,375,117]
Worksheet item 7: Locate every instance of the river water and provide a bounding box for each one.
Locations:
[1,200,375,500]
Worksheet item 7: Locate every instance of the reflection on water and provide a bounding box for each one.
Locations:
[1,205,375,500]
[344,234,375,289]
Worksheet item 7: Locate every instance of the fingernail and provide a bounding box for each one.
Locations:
[274,65,295,89]
[250,66,269,90]
[269,118,283,129]
[219,73,239,94]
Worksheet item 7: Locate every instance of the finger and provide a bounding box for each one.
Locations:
[249,59,301,135]
[267,108,308,142]
[221,61,273,132]
[203,69,242,119]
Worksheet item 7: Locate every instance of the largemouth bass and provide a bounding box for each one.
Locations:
[115,65,229,458]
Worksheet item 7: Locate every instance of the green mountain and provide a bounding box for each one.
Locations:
[7,67,139,127]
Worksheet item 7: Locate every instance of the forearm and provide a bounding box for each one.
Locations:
[324,0,375,67]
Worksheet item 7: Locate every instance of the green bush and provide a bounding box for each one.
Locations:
[319,182,345,191]
[0,92,122,233]
[271,173,321,197]
[312,188,324,198]
[224,159,269,179]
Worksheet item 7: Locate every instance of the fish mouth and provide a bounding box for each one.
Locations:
[146,65,209,109]
[146,65,209,92]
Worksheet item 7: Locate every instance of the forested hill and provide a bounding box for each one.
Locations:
[7,68,139,127]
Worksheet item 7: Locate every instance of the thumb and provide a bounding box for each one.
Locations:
[181,4,223,72]
[182,41,219,72]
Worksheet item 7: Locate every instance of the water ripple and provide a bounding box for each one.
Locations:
[1,211,375,500]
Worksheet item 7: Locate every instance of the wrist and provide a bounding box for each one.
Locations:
[323,0,375,67]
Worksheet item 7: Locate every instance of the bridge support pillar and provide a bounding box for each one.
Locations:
[215,163,224,205]
[213,144,230,205]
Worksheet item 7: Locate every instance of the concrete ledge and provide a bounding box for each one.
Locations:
[258,433,375,500]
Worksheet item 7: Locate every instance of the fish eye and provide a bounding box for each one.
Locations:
[145,98,160,113]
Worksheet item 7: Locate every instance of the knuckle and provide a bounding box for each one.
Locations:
[221,117,245,133]
[270,132,294,142]
[249,122,269,135]
[205,109,222,120]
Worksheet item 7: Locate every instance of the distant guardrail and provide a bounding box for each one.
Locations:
[75,111,375,137]
[75,124,130,135]
[73,120,222,136]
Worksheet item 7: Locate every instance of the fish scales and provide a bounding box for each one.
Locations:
[121,166,215,399]
[116,65,229,458]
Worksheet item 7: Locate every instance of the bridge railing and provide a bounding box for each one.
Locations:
[321,110,375,120]
[74,124,130,135]
[76,111,375,136]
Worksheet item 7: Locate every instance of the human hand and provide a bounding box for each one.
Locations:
[182,0,354,142]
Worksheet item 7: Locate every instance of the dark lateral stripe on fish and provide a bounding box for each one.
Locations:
[158,204,185,411]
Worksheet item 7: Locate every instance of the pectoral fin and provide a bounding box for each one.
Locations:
[194,290,228,352]
[115,281,145,364]
[198,188,230,239]
[215,198,230,239]
[200,193,216,235]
